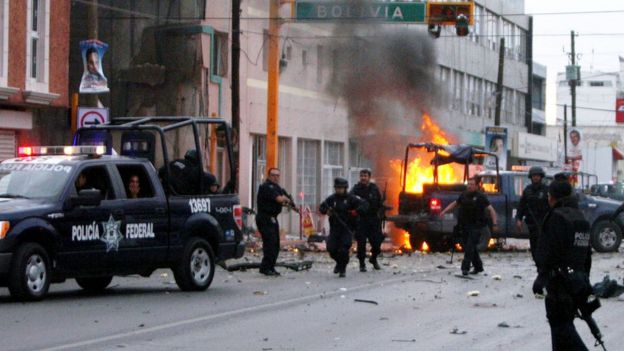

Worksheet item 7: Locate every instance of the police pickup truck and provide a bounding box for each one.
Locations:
[389,143,623,253]
[0,117,245,301]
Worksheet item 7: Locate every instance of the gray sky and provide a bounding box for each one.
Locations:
[524,0,624,124]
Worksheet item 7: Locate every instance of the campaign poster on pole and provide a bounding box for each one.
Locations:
[484,126,508,170]
[79,39,109,94]
[566,128,583,172]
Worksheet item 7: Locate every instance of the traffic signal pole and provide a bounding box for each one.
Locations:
[266,0,281,170]
[570,30,577,127]
[494,38,505,126]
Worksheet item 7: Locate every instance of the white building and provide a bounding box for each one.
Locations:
[550,59,624,182]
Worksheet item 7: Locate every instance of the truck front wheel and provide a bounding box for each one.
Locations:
[8,242,51,301]
[174,237,215,291]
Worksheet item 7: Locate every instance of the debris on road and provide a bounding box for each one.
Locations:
[498,322,510,328]
[467,290,480,297]
[513,275,523,279]
[450,327,467,335]
[225,260,314,272]
[253,290,268,296]
[514,293,524,298]
[593,275,624,298]
[354,298,379,305]
[473,302,497,308]
[392,339,416,342]
[492,275,502,280]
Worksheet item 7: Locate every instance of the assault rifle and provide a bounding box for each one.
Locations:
[577,296,607,350]
[283,191,301,214]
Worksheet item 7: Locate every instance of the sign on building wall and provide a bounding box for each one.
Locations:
[79,40,109,94]
[616,98,624,124]
[512,132,557,162]
[485,126,507,170]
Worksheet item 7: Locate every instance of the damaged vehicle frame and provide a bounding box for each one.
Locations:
[390,143,624,253]
[0,117,245,301]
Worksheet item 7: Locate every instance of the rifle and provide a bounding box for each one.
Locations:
[577,296,607,350]
[448,224,462,264]
[283,191,301,214]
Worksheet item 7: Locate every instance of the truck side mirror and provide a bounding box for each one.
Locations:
[71,189,103,207]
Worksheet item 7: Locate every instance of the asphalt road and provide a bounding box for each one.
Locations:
[1,250,623,351]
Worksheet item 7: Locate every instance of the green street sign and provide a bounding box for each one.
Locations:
[295,1,426,23]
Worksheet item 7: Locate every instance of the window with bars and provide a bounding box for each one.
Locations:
[316,45,324,84]
[322,141,344,198]
[297,139,320,207]
[212,31,229,77]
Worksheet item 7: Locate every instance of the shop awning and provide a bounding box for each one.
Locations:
[613,146,624,161]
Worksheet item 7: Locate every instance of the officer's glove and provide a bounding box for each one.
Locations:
[532,274,546,296]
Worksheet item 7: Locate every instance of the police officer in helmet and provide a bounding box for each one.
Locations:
[350,169,384,272]
[534,179,593,350]
[319,177,368,278]
[516,166,549,264]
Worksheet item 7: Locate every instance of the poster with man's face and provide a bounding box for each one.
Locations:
[485,126,508,170]
[79,39,109,94]
[566,128,583,171]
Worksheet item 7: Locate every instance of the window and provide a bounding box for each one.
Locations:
[251,135,289,208]
[486,11,498,50]
[589,81,610,87]
[322,141,344,198]
[348,140,371,187]
[532,78,545,110]
[212,31,228,77]
[297,139,320,207]
[470,5,482,43]
[513,176,528,196]
[302,49,308,67]
[0,0,8,84]
[262,30,269,72]
[467,75,482,117]
[117,165,155,199]
[286,46,292,60]
[452,71,464,111]
[316,45,324,84]
[26,0,49,90]
[516,92,526,125]
[74,166,116,200]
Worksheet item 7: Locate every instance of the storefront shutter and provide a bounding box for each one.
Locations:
[0,130,16,161]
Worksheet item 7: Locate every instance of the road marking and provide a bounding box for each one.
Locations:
[40,274,421,351]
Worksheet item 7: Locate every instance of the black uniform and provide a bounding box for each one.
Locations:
[256,180,286,274]
[456,190,491,274]
[350,182,384,264]
[319,193,368,275]
[516,182,549,262]
[535,196,592,351]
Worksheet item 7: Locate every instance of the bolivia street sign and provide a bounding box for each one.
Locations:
[295,1,426,23]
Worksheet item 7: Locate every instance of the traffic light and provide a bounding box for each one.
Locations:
[427,2,474,37]
[455,13,469,36]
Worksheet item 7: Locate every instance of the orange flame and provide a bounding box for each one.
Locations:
[390,114,463,194]
[421,241,430,252]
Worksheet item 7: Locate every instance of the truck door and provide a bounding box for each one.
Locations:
[509,174,530,237]
[57,165,124,273]
[113,163,169,267]
[481,175,507,235]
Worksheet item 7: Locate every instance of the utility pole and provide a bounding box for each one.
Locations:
[266,0,281,170]
[570,30,577,127]
[494,37,505,126]
[563,104,568,164]
[231,0,241,190]
[525,16,533,133]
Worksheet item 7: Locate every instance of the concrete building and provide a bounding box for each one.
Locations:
[67,1,538,234]
[550,59,624,182]
[0,0,71,160]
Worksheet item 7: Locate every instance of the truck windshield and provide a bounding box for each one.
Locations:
[0,162,73,200]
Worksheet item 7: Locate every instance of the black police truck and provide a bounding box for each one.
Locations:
[0,117,245,301]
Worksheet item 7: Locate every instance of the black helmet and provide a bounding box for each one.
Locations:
[184,149,199,163]
[334,177,349,188]
[528,166,545,178]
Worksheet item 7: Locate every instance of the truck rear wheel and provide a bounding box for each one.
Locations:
[174,237,215,291]
[76,276,113,292]
[8,243,51,301]
[591,220,622,252]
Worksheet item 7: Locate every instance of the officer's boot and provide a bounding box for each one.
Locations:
[359,258,367,272]
[369,255,381,270]
[333,263,339,274]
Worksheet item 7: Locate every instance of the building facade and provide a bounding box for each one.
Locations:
[0,0,71,160]
[551,59,624,182]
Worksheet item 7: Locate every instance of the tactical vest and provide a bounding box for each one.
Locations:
[553,207,591,272]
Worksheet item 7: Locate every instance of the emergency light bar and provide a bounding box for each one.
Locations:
[18,145,106,157]
[511,165,531,172]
